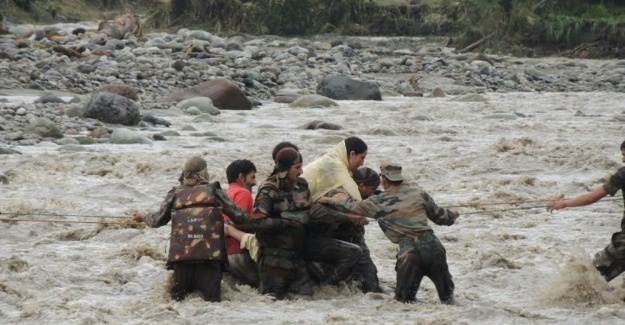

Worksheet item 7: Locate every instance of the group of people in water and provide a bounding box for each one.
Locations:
[133,136,625,304]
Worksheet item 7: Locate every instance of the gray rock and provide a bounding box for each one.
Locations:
[432,87,445,97]
[185,106,202,115]
[64,104,85,118]
[290,94,338,108]
[85,92,141,126]
[192,113,217,123]
[24,117,63,138]
[0,172,7,184]
[109,128,153,145]
[177,97,220,115]
[56,137,80,145]
[34,95,66,104]
[74,136,97,145]
[367,126,399,136]
[300,120,342,130]
[317,75,382,101]
[452,94,488,102]
[141,114,171,127]
[0,147,22,155]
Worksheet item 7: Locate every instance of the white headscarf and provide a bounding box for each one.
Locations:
[302,140,362,202]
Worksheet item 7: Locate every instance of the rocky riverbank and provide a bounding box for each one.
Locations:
[0,21,624,147]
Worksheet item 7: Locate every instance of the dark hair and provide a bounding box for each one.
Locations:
[272,142,300,161]
[621,141,625,150]
[381,175,403,186]
[226,159,257,183]
[353,167,380,187]
[344,136,367,156]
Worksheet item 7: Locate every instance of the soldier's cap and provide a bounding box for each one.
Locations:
[183,156,207,173]
[379,162,403,182]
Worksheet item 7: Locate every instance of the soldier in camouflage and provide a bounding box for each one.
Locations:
[254,147,314,299]
[133,156,287,302]
[318,162,460,304]
[548,140,625,282]
[310,167,382,293]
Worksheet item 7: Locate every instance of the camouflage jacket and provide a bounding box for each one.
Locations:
[254,174,311,251]
[328,184,457,243]
[143,181,285,265]
[602,166,625,230]
[307,187,363,240]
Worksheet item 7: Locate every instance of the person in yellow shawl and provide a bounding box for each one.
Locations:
[303,136,368,202]
[302,137,381,292]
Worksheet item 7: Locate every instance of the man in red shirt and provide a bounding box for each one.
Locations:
[223,159,260,287]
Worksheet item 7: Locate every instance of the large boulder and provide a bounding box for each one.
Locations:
[24,117,63,138]
[316,75,382,101]
[165,78,252,110]
[85,92,141,126]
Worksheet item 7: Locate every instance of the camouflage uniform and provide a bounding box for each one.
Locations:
[308,187,380,292]
[254,174,314,299]
[328,163,458,303]
[594,167,625,281]
[303,201,363,286]
[143,181,285,302]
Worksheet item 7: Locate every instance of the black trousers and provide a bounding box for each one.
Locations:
[171,261,222,302]
[302,234,363,285]
[395,233,454,304]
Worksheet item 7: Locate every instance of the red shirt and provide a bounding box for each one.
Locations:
[223,182,254,255]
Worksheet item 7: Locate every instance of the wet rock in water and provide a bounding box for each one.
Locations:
[300,120,342,130]
[56,137,80,145]
[166,78,252,110]
[74,136,97,145]
[290,94,338,108]
[0,147,22,155]
[453,93,488,102]
[34,95,66,104]
[141,114,171,127]
[185,106,202,115]
[160,130,181,137]
[317,75,382,101]
[0,172,8,184]
[85,92,141,126]
[152,134,166,141]
[274,90,301,104]
[192,113,217,123]
[24,117,63,138]
[367,126,399,136]
[109,128,153,145]
[177,97,219,115]
[96,84,139,101]
[432,87,446,97]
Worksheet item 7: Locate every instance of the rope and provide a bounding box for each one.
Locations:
[444,197,621,209]
[0,217,143,227]
[0,211,130,219]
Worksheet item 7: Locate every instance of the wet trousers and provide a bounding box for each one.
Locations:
[395,231,454,304]
[258,248,313,299]
[227,252,259,288]
[594,230,625,282]
[302,234,363,285]
[171,261,222,302]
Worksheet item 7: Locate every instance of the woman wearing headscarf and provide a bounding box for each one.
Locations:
[303,136,368,202]
[253,148,314,299]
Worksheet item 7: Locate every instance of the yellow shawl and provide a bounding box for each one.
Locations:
[303,140,362,202]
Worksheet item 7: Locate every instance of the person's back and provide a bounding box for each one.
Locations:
[320,162,459,303]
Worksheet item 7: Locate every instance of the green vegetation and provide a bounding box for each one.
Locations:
[1,0,623,58]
